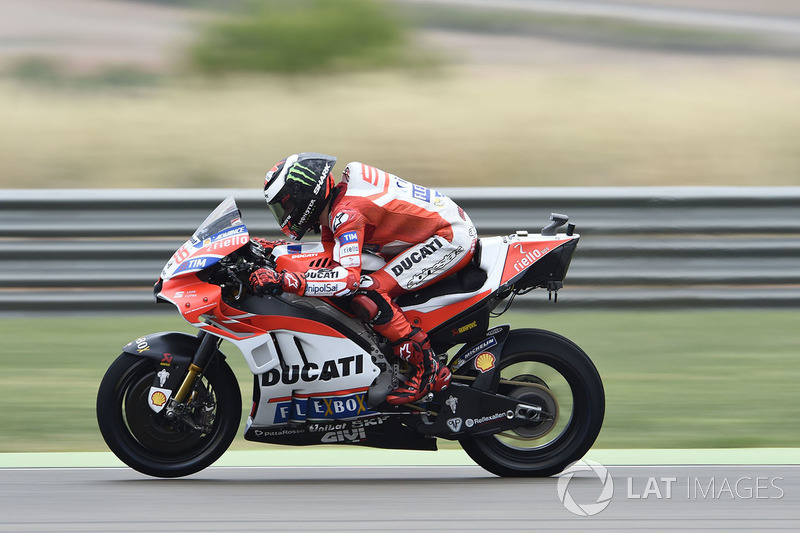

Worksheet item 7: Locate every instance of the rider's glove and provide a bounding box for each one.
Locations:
[249,268,306,296]
[252,237,290,253]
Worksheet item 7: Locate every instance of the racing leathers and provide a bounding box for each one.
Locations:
[252,162,478,404]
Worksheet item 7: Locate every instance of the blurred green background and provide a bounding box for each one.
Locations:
[0,0,798,452]
[2,310,798,452]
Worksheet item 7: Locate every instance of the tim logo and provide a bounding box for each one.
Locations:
[339,231,358,244]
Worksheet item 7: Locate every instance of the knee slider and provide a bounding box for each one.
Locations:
[351,292,393,325]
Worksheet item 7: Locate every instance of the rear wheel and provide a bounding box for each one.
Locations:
[458,329,604,477]
[97,353,241,478]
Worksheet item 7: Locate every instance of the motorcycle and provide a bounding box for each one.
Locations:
[96,196,604,478]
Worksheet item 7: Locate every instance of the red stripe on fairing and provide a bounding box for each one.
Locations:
[293,387,370,399]
[239,315,348,339]
[267,388,369,403]
[404,290,492,333]
[268,396,292,403]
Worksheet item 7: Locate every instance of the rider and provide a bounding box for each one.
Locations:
[249,153,478,405]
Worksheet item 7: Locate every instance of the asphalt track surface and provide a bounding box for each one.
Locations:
[1,463,797,532]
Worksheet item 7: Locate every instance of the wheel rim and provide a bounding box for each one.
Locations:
[116,362,222,461]
[460,349,593,469]
[501,374,559,440]
[492,359,573,452]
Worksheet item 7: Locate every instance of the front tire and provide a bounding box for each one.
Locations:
[459,329,604,477]
[97,353,241,478]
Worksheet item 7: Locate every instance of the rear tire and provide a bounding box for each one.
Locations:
[97,353,241,478]
[459,329,604,477]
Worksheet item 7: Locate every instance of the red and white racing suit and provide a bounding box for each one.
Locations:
[288,162,478,342]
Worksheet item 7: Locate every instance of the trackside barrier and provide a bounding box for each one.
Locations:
[2,187,799,313]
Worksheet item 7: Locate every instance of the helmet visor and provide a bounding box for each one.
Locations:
[268,197,299,239]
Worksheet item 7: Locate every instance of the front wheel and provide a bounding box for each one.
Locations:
[459,328,605,477]
[97,353,242,478]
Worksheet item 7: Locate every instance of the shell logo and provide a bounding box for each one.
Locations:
[151,391,167,407]
[474,352,496,373]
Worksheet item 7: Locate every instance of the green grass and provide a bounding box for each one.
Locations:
[0,310,797,452]
[507,310,800,449]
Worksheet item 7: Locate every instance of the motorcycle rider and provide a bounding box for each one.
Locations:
[249,153,478,405]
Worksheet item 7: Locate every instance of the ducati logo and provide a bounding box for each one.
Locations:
[261,354,364,386]
[390,238,445,277]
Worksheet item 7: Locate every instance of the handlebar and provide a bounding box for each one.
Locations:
[205,239,278,300]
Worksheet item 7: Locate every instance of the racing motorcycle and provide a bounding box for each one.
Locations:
[96,196,604,478]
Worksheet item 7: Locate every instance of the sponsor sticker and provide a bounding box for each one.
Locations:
[151,391,167,407]
[272,398,307,424]
[339,243,359,257]
[261,354,365,387]
[305,269,341,280]
[475,352,496,373]
[464,411,512,428]
[322,428,366,443]
[447,418,463,433]
[148,387,172,413]
[132,337,150,354]
[339,255,360,269]
[331,212,349,231]
[446,395,458,413]
[310,393,370,419]
[338,231,358,244]
[452,321,478,336]
[305,282,348,296]
[272,391,371,424]
[450,337,497,372]
[411,184,431,202]
[211,225,246,242]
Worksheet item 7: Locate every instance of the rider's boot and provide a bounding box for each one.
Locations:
[385,328,451,405]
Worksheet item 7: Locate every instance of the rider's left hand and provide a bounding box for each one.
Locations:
[251,237,289,254]
[250,268,306,295]
[249,268,283,294]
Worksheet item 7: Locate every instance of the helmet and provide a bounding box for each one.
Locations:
[263,153,337,240]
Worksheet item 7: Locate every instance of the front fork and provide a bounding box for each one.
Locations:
[164,331,221,424]
[172,331,220,402]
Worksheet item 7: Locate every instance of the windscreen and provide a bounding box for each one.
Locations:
[192,196,243,244]
[160,196,250,280]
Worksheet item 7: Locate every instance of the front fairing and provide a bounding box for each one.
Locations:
[160,196,250,280]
